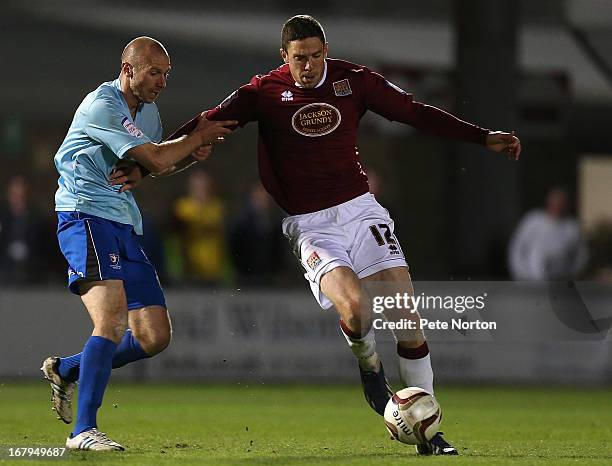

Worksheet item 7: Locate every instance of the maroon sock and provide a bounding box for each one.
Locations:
[339,319,366,339]
[397,341,429,359]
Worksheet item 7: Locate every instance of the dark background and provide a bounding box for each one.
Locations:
[1,0,611,285]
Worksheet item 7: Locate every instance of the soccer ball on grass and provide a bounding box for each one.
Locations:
[383,387,442,445]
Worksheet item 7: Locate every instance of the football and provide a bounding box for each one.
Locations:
[383,387,442,445]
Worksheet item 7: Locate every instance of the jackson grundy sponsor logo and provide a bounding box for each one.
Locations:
[291,103,341,137]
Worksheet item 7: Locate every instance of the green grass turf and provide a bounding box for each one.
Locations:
[0,383,611,465]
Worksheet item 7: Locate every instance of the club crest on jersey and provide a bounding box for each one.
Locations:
[306,251,322,270]
[121,117,144,138]
[109,253,121,270]
[281,90,294,101]
[292,103,341,137]
[333,79,352,96]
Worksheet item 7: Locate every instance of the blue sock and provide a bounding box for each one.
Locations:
[73,336,117,436]
[58,330,150,383]
[57,353,81,383]
[112,329,150,368]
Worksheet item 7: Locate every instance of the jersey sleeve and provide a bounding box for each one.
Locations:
[84,95,152,158]
[206,75,260,126]
[362,68,489,144]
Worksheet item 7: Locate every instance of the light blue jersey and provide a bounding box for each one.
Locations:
[54,79,162,235]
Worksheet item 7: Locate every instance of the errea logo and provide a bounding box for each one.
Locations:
[281,90,293,102]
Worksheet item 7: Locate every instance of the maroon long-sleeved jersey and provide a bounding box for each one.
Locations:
[201,59,489,214]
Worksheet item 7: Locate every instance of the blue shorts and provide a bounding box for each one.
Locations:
[57,212,166,310]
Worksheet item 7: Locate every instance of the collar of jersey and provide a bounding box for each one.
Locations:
[294,60,327,89]
[112,77,144,116]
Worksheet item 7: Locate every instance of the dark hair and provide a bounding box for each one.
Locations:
[281,15,326,51]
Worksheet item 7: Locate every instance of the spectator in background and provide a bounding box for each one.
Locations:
[229,182,285,285]
[172,170,227,284]
[508,187,587,280]
[0,175,43,284]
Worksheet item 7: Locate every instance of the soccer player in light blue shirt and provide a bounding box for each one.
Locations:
[54,74,163,235]
[41,36,236,451]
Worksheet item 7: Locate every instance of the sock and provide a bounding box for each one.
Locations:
[57,353,81,383]
[58,329,150,383]
[111,329,150,369]
[72,336,117,436]
[397,342,434,394]
[340,320,379,372]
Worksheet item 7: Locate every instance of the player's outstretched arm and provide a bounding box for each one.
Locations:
[150,144,214,178]
[148,114,221,177]
[127,115,237,174]
[363,68,522,161]
[485,131,521,161]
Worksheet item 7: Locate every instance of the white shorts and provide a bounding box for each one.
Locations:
[282,193,408,309]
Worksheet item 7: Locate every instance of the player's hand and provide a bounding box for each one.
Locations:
[109,160,144,193]
[485,131,521,161]
[193,112,237,145]
[191,143,213,161]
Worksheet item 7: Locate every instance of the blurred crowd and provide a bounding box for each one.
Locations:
[1,172,612,287]
[0,171,291,288]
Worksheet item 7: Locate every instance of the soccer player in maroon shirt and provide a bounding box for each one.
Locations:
[155,14,521,456]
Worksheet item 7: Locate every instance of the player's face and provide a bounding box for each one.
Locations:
[130,52,171,103]
[281,37,328,89]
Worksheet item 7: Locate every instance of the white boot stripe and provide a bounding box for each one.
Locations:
[66,429,124,451]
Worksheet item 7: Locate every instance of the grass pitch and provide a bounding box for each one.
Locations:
[0,382,611,465]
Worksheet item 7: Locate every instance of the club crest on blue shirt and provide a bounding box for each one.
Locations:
[109,253,121,270]
[121,117,144,138]
[333,79,352,97]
